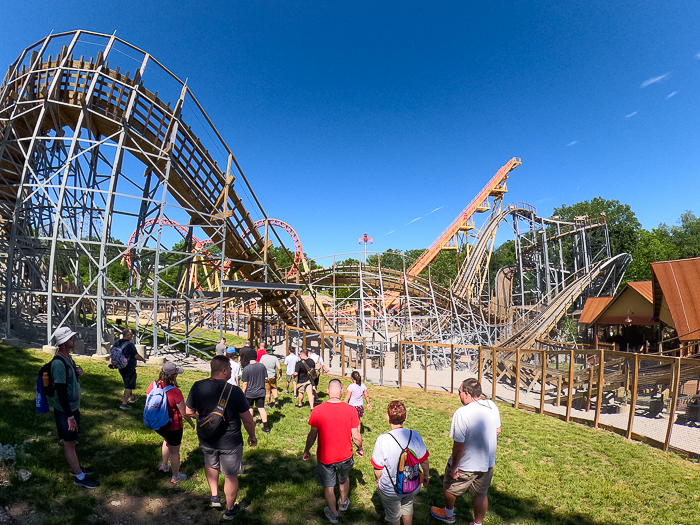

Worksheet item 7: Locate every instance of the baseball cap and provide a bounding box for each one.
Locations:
[162,361,184,375]
[226,346,238,354]
[53,327,77,346]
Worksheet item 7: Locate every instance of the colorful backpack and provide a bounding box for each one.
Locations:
[385,430,423,494]
[110,340,129,369]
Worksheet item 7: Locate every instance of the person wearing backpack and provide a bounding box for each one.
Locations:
[113,329,145,410]
[292,350,317,409]
[185,356,257,520]
[50,327,100,489]
[145,362,195,484]
[430,379,501,525]
[371,401,429,525]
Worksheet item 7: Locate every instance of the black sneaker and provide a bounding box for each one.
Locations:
[74,475,100,489]
[210,495,222,508]
[70,466,93,476]
[262,425,271,434]
[223,504,240,520]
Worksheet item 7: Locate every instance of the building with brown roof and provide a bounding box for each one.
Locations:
[652,257,700,352]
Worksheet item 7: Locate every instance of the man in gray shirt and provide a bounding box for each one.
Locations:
[241,361,270,434]
[215,337,227,356]
[259,349,282,409]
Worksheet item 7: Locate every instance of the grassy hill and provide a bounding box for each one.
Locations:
[0,345,698,524]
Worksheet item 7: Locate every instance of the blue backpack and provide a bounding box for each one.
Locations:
[143,381,175,430]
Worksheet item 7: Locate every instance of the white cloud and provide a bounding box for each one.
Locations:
[406,217,422,225]
[640,73,669,88]
[696,50,700,59]
[385,230,395,236]
[566,140,578,147]
[427,206,444,215]
[666,91,678,99]
[625,111,638,119]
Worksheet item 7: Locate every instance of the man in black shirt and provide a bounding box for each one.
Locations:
[115,329,145,410]
[241,360,270,434]
[293,350,317,409]
[238,340,256,369]
[186,356,257,519]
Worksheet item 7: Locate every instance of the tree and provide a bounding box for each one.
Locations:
[488,240,516,286]
[624,229,679,282]
[552,197,641,256]
[663,211,700,259]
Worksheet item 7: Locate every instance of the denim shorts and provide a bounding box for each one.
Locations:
[316,456,354,487]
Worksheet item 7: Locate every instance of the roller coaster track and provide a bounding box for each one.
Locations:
[0,31,318,331]
[305,264,461,312]
[497,253,631,348]
[451,203,536,302]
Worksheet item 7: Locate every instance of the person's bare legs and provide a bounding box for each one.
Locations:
[442,490,457,510]
[168,444,181,477]
[401,512,413,525]
[472,493,488,523]
[324,486,338,516]
[258,407,268,425]
[271,387,279,404]
[223,474,239,510]
[64,440,82,474]
[161,440,170,469]
[338,478,349,509]
[204,464,220,496]
[306,384,315,409]
[122,388,132,406]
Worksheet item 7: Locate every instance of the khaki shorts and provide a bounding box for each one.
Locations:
[264,376,278,394]
[296,380,312,396]
[443,464,493,497]
[377,489,417,522]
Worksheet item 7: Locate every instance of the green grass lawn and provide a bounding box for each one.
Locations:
[1,344,699,524]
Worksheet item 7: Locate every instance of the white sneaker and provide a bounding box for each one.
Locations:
[324,506,339,524]
[338,497,350,511]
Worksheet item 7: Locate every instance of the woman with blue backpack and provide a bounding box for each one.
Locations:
[144,362,195,484]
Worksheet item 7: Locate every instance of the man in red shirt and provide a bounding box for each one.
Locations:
[303,379,363,524]
[255,342,267,362]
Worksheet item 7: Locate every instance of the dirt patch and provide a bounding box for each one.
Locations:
[2,492,236,525]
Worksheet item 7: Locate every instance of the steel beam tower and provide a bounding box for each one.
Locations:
[0,31,317,350]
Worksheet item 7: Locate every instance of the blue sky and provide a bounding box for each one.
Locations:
[2,1,699,261]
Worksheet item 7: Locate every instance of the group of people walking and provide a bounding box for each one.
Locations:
[48,329,501,524]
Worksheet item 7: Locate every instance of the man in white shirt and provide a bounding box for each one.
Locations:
[283,349,300,395]
[430,379,501,525]
[226,348,242,387]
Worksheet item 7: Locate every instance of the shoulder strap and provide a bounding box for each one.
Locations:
[387,429,411,451]
[53,355,72,380]
[217,382,234,410]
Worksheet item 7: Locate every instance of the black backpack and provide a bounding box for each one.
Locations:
[36,356,70,412]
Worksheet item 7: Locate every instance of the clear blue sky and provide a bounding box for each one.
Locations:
[2,2,699,261]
